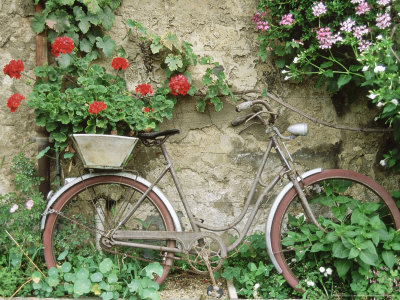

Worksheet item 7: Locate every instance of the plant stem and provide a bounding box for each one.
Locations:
[7,278,32,300]
[5,230,46,277]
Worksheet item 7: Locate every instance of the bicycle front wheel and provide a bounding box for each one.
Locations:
[270,169,400,292]
[43,174,176,285]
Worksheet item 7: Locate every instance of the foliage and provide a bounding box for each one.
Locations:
[219,232,294,299]
[27,256,162,300]
[0,150,46,297]
[126,20,236,112]
[32,0,122,59]
[26,52,175,151]
[281,183,400,298]
[254,0,400,168]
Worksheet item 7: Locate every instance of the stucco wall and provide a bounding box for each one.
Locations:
[1,0,398,233]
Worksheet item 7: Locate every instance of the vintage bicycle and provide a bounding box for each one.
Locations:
[40,98,400,297]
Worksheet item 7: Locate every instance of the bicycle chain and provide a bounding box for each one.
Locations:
[44,208,211,275]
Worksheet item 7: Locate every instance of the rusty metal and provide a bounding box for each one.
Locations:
[35,3,50,198]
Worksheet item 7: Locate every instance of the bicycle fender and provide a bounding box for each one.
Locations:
[265,168,322,274]
[40,172,183,233]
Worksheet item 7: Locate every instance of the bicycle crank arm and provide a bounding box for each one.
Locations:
[112,230,227,258]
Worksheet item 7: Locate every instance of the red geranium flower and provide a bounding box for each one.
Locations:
[88,101,107,114]
[168,74,190,96]
[142,107,154,113]
[7,93,25,112]
[3,59,24,79]
[51,36,74,57]
[111,57,129,70]
[135,83,153,96]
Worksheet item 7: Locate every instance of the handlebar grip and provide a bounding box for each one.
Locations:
[235,101,253,112]
[231,114,251,127]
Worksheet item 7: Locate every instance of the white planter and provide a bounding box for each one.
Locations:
[71,134,139,170]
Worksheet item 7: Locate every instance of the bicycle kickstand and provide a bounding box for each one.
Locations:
[203,252,223,298]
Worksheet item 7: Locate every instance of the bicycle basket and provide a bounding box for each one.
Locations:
[71,134,139,170]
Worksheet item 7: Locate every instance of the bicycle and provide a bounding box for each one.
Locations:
[40,98,400,297]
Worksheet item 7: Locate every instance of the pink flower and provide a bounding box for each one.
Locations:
[25,199,34,210]
[10,204,18,213]
[315,27,341,49]
[358,39,372,52]
[376,13,391,29]
[340,18,355,32]
[256,21,270,31]
[279,14,294,26]
[312,2,327,17]
[355,1,370,15]
[352,25,369,39]
[377,0,390,6]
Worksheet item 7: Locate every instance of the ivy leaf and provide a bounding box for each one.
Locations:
[32,12,47,33]
[36,146,50,159]
[80,38,93,53]
[150,42,162,54]
[196,99,206,112]
[210,97,223,111]
[56,54,74,68]
[48,11,71,33]
[165,54,183,71]
[161,32,181,51]
[337,74,352,89]
[81,0,101,13]
[96,36,116,57]
[100,6,115,30]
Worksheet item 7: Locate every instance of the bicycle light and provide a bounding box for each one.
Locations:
[287,123,308,136]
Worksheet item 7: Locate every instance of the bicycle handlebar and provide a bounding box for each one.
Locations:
[235,99,277,125]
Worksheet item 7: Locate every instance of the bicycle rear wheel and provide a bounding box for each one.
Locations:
[270,169,400,292]
[43,174,176,284]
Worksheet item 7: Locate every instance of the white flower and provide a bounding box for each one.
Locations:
[306,280,315,287]
[380,159,387,167]
[254,283,260,290]
[293,57,300,64]
[284,76,292,81]
[10,204,19,213]
[368,93,378,99]
[374,65,386,73]
[281,69,289,74]
[296,212,304,219]
[376,34,383,40]
[390,99,399,106]
[376,102,384,107]
[319,266,326,273]
[362,66,369,71]
[326,268,333,275]
[25,199,34,210]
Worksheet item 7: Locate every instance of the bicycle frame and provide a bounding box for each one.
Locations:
[108,126,321,256]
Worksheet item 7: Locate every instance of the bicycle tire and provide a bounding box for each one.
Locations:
[43,174,176,285]
[270,169,400,291]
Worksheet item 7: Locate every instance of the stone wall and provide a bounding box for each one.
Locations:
[1,0,398,232]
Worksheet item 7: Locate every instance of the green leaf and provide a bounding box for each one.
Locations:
[165,54,183,71]
[210,97,223,111]
[37,146,50,159]
[161,32,181,51]
[334,259,351,278]
[101,291,114,300]
[100,6,115,30]
[332,242,350,258]
[320,61,333,68]
[76,268,90,279]
[382,251,396,269]
[47,275,60,287]
[74,278,91,295]
[90,272,103,283]
[80,38,93,53]
[337,74,352,89]
[31,12,46,33]
[144,262,163,278]
[57,250,68,261]
[81,0,101,13]
[99,258,113,273]
[150,42,162,54]
[61,262,72,273]
[57,54,74,68]
[96,36,116,57]
[197,100,206,112]
[107,273,118,283]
